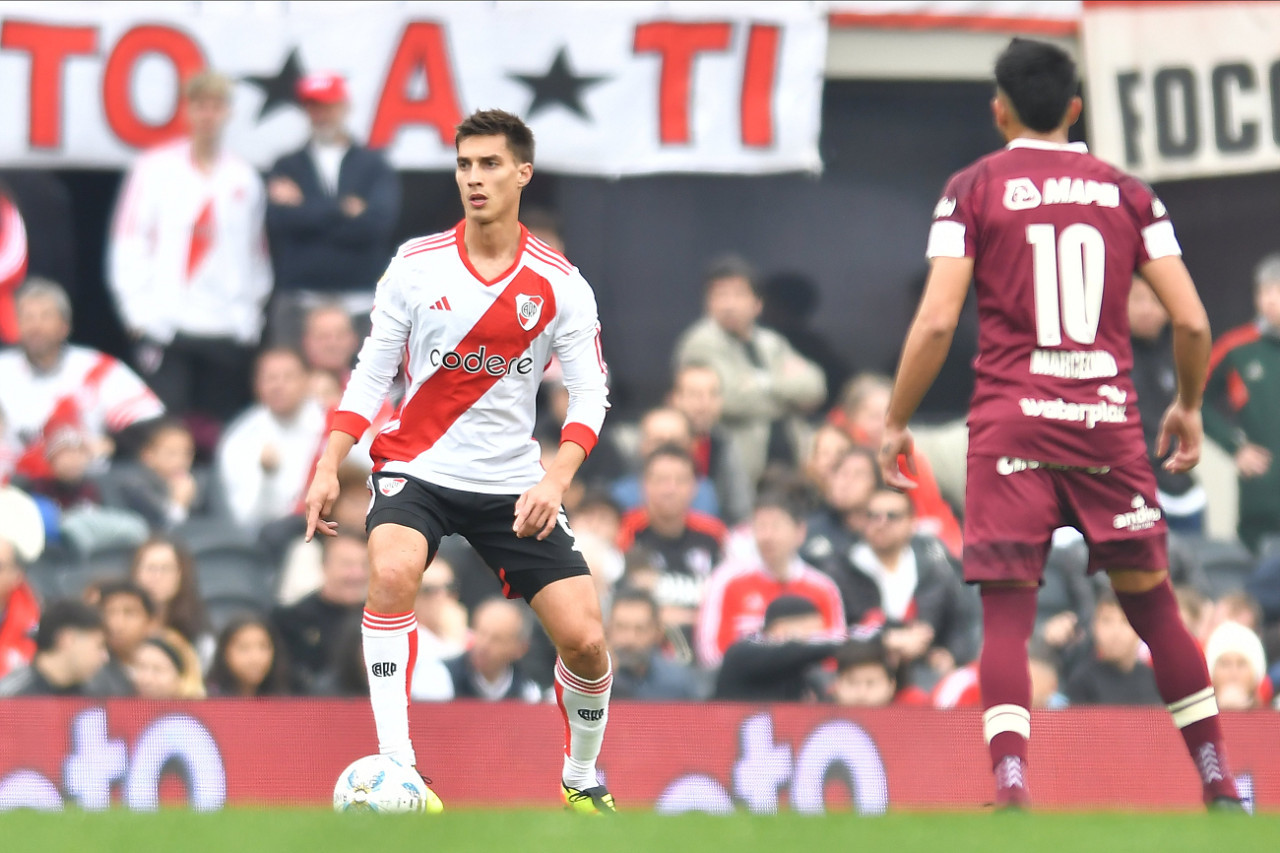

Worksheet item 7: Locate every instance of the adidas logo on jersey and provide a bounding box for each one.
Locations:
[429,297,452,311]
[378,477,408,497]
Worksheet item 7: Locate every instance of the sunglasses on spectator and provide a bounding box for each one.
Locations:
[418,582,457,596]
[866,511,908,523]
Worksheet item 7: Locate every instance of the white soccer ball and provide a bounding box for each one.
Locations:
[332,754,444,814]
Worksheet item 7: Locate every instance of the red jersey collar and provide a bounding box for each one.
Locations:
[454,220,529,287]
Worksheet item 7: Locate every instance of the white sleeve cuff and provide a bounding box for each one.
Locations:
[1142,220,1181,260]
[926,220,968,259]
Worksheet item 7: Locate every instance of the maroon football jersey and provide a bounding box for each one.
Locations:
[927,139,1181,468]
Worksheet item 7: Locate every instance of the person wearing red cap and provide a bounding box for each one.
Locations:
[265,71,401,349]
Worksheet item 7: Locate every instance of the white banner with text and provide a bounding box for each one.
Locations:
[1083,0,1280,182]
[0,1,826,175]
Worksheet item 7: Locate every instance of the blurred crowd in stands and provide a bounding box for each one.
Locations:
[2,69,1280,711]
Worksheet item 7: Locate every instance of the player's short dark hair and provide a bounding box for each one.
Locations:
[140,635,186,676]
[754,489,806,522]
[869,486,914,516]
[762,594,819,630]
[835,638,893,678]
[141,418,193,450]
[611,587,660,623]
[35,599,104,652]
[994,38,1078,133]
[324,529,368,554]
[703,253,759,295]
[256,346,305,373]
[833,445,881,481]
[455,109,535,165]
[98,580,156,618]
[642,443,697,477]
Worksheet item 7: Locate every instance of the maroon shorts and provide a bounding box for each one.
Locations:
[962,453,1169,584]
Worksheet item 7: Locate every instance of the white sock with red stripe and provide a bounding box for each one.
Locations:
[362,609,419,767]
[554,655,612,790]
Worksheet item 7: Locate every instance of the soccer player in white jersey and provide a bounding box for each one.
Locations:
[304,110,615,814]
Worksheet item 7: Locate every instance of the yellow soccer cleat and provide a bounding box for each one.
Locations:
[562,783,617,815]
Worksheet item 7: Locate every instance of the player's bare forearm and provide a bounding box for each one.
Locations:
[316,430,358,473]
[1140,256,1211,410]
[1169,324,1211,410]
[886,321,956,430]
[543,439,587,490]
[886,257,972,428]
[514,439,587,540]
[303,430,358,541]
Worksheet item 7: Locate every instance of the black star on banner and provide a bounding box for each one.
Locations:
[243,48,306,121]
[508,47,608,121]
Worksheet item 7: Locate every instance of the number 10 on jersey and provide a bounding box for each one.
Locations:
[1027,223,1105,347]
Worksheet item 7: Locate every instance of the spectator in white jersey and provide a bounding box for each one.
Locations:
[107,70,272,432]
[0,279,163,480]
[305,110,615,813]
[217,348,327,532]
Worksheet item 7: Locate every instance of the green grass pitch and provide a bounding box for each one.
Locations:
[1,809,1275,853]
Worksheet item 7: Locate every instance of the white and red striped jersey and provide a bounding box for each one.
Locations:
[108,138,272,345]
[695,554,846,668]
[333,222,609,494]
[0,344,164,451]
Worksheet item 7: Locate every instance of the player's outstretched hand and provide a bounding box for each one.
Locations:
[878,425,919,491]
[514,478,563,540]
[304,463,341,542]
[1156,402,1203,474]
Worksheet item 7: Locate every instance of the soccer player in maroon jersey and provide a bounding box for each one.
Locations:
[878,39,1242,810]
[304,110,615,813]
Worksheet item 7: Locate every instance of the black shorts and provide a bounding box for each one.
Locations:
[365,472,589,603]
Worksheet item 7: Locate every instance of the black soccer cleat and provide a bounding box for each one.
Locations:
[562,782,617,815]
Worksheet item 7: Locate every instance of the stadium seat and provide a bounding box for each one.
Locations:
[171,518,256,554]
[203,594,269,638]
[79,543,138,581]
[1258,534,1280,562]
[1188,538,1257,599]
[22,543,79,603]
[192,542,279,602]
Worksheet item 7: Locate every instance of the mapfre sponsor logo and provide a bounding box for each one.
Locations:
[1003,178,1042,210]
[1018,397,1127,428]
[429,345,534,376]
[1113,494,1162,531]
[1042,177,1119,208]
